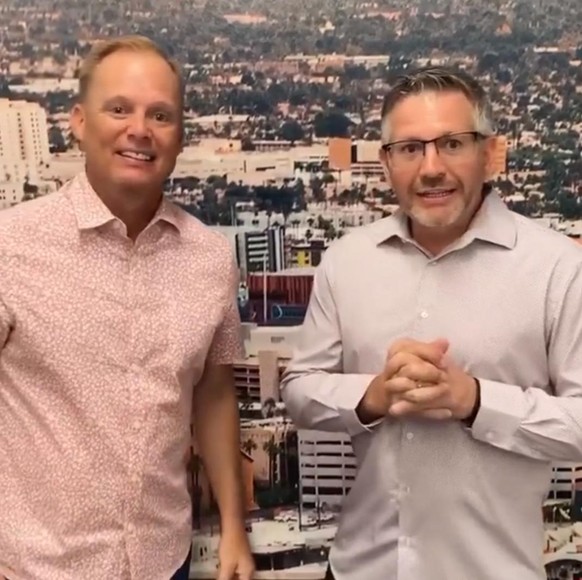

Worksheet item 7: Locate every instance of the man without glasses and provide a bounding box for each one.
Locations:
[281,66,582,580]
[0,35,254,580]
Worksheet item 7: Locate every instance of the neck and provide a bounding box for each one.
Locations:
[411,222,467,256]
[86,171,162,241]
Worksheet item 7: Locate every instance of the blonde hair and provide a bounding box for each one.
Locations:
[78,35,184,105]
[380,66,495,143]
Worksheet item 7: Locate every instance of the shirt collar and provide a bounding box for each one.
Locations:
[66,172,183,235]
[369,189,517,251]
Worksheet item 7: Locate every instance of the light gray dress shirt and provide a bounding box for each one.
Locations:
[280,192,582,580]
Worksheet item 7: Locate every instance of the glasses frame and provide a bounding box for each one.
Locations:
[380,131,487,160]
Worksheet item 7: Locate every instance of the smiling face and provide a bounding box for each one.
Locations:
[70,49,183,200]
[380,90,496,250]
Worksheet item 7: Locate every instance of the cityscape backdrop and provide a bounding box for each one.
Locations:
[1,0,582,578]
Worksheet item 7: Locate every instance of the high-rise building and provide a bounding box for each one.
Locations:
[298,430,355,512]
[548,463,577,501]
[236,226,286,275]
[0,98,50,189]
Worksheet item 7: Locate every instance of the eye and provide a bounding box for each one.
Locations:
[443,138,464,151]
[153,110,174,123]
[110,105,126,115]
[398,142,422,155]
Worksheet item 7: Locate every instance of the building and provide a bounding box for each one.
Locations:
[0,98,50,185]
[288,239,327,268]
[236,226,286,275]
[0,179,23,210]
[571,467,582,522]
[298,430,355,513]
[235,324,301,406]
[245,269,314,324]
[548,463,579,501]
[329,138,385,186]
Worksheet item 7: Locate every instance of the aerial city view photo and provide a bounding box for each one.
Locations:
[1,0,582,578]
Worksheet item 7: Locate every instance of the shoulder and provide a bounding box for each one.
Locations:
[170,204,234,263]
[0,184,72,245]
[512,211,582,266]
[320,216,393,265]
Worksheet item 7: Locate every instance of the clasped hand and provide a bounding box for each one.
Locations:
[359,338,477,422]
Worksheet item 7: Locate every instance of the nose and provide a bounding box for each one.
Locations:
[418,142,446,180]
[126,113,150,139]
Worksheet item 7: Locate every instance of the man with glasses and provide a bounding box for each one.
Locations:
[280,66,582,580]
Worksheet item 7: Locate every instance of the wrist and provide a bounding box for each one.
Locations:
[461,377,481,427]
[220,516,248,536]
[356,376,385,424]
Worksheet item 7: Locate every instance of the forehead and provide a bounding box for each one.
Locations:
[388,90,476,139]
[86,50,181,107]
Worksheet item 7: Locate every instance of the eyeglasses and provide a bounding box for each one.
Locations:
[381,131,486,164]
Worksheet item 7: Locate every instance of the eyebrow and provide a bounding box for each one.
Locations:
[389,131,474,143]
[100,96,178,113]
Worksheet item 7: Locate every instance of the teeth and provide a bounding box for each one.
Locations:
[420,190,453,197]
[120,151,153,161]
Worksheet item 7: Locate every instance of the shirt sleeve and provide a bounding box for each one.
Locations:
[279,248,379,437]
[206,254,244,365]
[470,260,582,462]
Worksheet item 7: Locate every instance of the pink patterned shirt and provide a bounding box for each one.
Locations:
[0,173,243,580]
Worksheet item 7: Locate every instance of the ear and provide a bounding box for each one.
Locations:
[69,103,86,151]
[484,135,505,180]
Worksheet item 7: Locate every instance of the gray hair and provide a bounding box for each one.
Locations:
[380,66,495,143]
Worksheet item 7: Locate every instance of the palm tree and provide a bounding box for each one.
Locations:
[261,397,277,418]
[242,437,258,456]
[262,436,279,487]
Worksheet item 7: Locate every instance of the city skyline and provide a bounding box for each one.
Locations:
[1,1,582,578]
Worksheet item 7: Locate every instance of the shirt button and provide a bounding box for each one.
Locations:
[485,431,494,440]
[406,432,414,441]
[420,311,429,319]
[400,536,413,547]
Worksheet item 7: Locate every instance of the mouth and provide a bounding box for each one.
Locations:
[417,188,456,199]
[116,150,156,163]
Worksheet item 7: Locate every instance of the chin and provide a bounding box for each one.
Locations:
[113,172,163,188]
[412,209,465,229]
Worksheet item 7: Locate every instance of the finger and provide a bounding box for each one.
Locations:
[385,375,418,395]
[416,408,453,420]
[388,339,449,368]
[388,399,418,417]
[388,337,449,358]
[400,384,449,405]
[389,397,450,417]
[396,360,445,384]
[384,351,419,378]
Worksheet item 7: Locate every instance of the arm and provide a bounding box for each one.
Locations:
[193,363,246,532]
[470,262,582,462]
[0,295,11,351]
[279,250,377,436]
[192,258,246,535]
